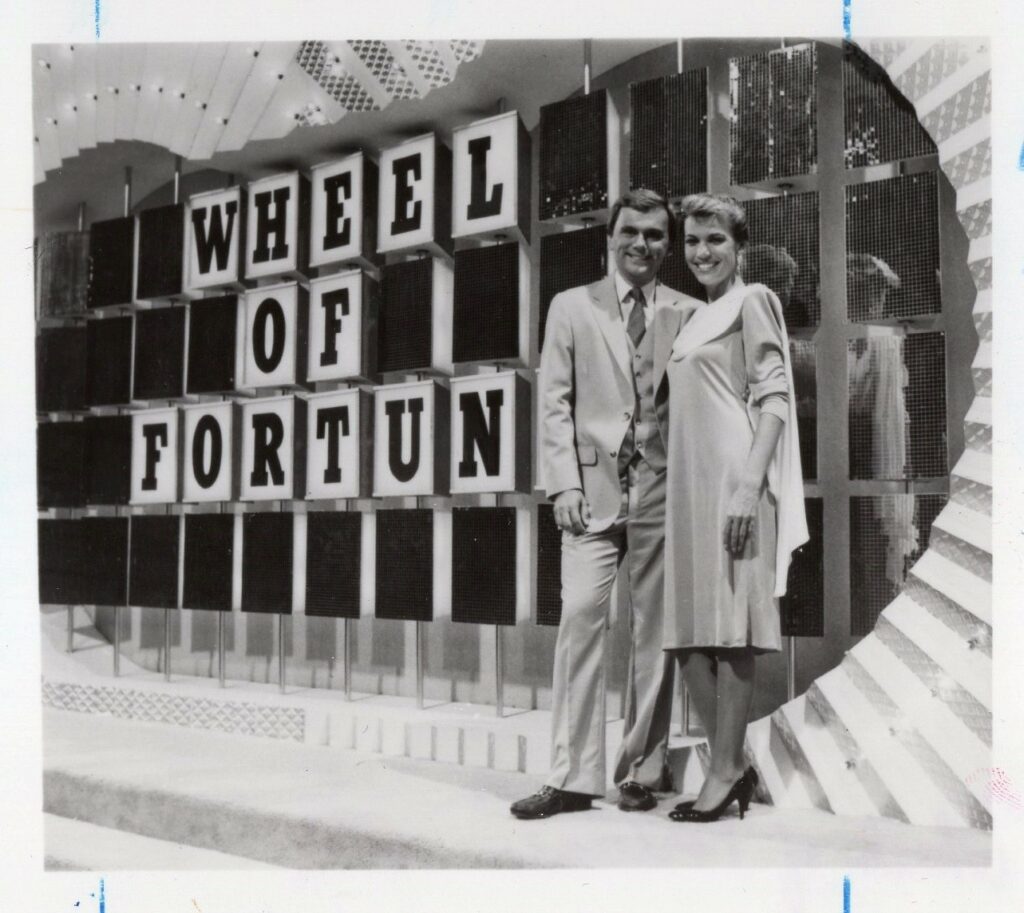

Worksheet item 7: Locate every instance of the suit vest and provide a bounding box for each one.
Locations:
[617,324,667,475]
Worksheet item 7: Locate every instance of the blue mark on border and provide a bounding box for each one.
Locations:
[843,876,851,913]
[99,879,106,913]
[1018,141,1024,170]
[94,0,100,38]
[843,0,852,41]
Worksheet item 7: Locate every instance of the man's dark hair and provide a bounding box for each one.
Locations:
[607,188,677,249]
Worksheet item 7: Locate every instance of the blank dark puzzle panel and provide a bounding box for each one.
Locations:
[129,514,180,609]
[305,511,362,619]
[743,192,821,328]
[133,307,186,400]
[79,517,129,606]
[451,507,516,626]
[136,203,185,299]
[539,226,607,352]
[843,45,936,169]
[453,242,519,363]
[789,339,817,481]
[38,519,86,605]
[730,43,818,185]
[850,493,945,636]
[630,69,708,201]
[37,230,90,317]
[846,172,940,322]
[37,421,86,508]
[535,503,562,626]
[87,216,135,309]
[375,509,433,622]
[241,513,293,614]
[186,295,237,394]
[539,90,609,221]
[37,327,87,412]
[182,514,234,611]
[84,414,131,505]
[848,332,946,480]
[86,316,133,406]
[780,498,823,636]
[378,259,432,373]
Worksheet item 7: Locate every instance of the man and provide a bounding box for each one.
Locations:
[511,189,701,819]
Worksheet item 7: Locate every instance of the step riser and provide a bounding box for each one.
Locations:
[43,770,517,869]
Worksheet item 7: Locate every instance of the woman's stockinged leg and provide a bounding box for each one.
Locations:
[692,649,755,812]
[678,650,718,748]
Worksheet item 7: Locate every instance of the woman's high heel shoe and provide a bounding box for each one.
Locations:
[669,767,759,822]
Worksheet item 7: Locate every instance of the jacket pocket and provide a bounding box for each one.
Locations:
[576,444,598,466]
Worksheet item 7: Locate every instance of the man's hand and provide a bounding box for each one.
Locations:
[553,489,591,535]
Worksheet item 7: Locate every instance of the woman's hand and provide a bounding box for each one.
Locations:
[723,480,762,555]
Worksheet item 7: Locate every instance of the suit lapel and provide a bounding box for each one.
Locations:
[588,276,631,386]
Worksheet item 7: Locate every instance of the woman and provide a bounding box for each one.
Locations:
[664,194,807,823]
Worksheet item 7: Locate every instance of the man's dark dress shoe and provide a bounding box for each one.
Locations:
[617,780,658,812]
[510,786,592,819]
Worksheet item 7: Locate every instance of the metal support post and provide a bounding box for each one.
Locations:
[163,608,171,681]
[113,606,121,677]
[217,612,226,687]
[495,625,504,718]
[416,621,425,709]
[278,614,287,694]
[344,617,353,701]
[787,636,797,702]
[65,606,74,653]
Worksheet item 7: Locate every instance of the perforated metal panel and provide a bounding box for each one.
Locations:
[850,493,945,636]
[743,192,820,328]
[241,513,293,614]
[86,316,132,406]
[84,414,131,505]
[305,512,361,619]
[133,307,185,400]
[789,339,817,480]
[903,332,948,479]
[630,69,708,200]
[536,503,562,626]
[136,203,185,299]
[538,91,609,220]
[538,226,607,352]
[182,513,234,612]
[846,173,940,322]
[848,332,946,480]
[186,295,237,394]
[87,216,135,309]
[36,230,89,317]
[129,515,180,609]
[37,421,86,508]
[730,44,818,185]
[36,327,86,412]
[451,507,516,625]
[38,518,85,605]
[378,259,432,373]
[375,509,433,622]
[453,242,519,363]
[844,44,936,169]
[781,498,823,637]
[79,517,129,606]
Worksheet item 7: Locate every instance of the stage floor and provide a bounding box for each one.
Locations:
[42,706,991,870]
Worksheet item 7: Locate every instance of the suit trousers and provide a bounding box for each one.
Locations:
[546,460,676,797]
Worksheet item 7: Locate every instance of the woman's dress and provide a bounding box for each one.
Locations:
[663,281,801,653]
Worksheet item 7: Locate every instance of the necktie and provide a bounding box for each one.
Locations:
[626,287,646,348]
